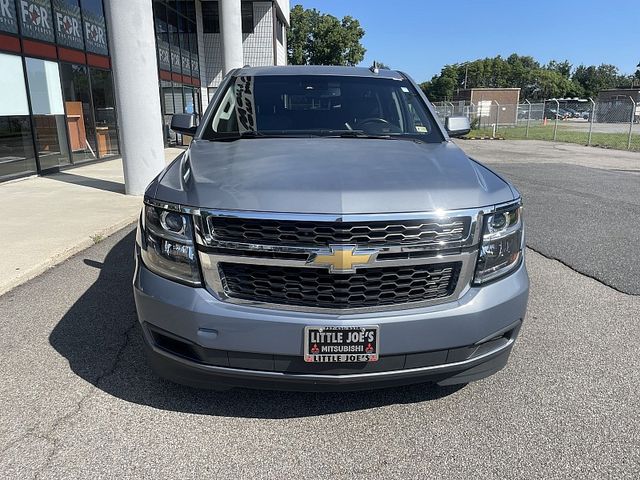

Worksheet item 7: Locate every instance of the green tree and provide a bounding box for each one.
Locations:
[546,60,572,78]
[526,69,582,100]
[287,5,366,66]
[419,54,632,101]
[572,64,630,98]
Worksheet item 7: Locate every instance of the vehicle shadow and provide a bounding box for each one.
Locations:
[49,230,464,419]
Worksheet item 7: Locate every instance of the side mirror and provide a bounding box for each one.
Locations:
[170,113,197,136]
[445,116,471,138]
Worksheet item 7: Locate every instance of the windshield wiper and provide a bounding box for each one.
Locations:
[209,131,269,142]
[328,130,424,143]
[334,130,385,138]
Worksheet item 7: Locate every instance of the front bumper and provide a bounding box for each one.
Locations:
[134,252,529,391]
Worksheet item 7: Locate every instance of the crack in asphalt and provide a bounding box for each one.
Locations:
[26,321,138,480]
[526,245,637,297]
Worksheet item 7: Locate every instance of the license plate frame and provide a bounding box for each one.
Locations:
[303,326,380,363]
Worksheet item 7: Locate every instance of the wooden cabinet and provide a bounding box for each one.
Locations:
[96,127,111,157]
[65,101,87,152]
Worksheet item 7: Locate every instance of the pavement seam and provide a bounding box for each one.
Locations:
[526,245,637,297]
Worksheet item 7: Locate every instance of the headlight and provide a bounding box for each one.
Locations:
[139,202,201,285]
[474,201,524,284]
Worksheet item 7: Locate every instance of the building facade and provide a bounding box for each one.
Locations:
[0,0,289,183]
[453,88,521,125]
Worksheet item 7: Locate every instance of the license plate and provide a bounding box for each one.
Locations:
[304,326,379,363]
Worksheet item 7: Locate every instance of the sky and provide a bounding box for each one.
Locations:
[294,0,639,83]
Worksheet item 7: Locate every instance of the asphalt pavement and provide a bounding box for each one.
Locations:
[462,140,640,295]
[1,140,639,478]
[1,226,639,478]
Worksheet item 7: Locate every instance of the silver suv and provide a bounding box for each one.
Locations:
[134,66,529,391]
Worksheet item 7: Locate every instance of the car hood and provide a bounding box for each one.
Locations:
[152,138,515,214]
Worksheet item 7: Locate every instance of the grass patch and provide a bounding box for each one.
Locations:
[467,125,640,152]
[90,234,104,244]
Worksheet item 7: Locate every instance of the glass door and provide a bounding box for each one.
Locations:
[60,63,98,164]
[25,58,71,172]
[89,68,120,158]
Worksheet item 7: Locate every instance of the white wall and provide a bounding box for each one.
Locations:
[199,0,287,91]
[274,0,289,24]
[243,2,274,67]
[202,33,225,89]
[276,26,286,66]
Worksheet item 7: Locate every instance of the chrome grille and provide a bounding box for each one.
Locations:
[195,207,484,313]
[219,262,461,309]
[205,217,470,247]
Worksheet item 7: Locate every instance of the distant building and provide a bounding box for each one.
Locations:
[453,88,521,125]
[596,89,640,123]
[597,88,640,103]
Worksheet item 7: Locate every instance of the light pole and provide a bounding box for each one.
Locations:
[461,62,469,90]
[455,62,470,96]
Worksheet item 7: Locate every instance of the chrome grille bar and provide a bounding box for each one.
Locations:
[190,207,491,313]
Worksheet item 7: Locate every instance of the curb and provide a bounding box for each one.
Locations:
[0,214,138,297]
[462,136,505,141]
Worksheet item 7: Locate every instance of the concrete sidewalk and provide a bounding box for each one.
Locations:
[0,148,184,296]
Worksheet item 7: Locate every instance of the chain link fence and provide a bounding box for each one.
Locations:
[433,98,640,151]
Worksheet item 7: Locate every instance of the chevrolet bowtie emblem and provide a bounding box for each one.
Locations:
[310,245,377,273]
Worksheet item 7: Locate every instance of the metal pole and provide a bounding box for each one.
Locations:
[628,96,636,150]
[447,101,454,117]
[494,101,500,137]
[525,99,531,138]
[588,98,595,146]
[464,64,468,90]
[479,92,484,132]
[553,99,560,141]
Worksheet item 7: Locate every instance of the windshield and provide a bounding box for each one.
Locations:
[202,75,443,142]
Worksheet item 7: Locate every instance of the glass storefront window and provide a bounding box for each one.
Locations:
[183,87,195,114]
[0,0,19,34]
[89,68,119,157]
[173,85,184,114]
[0,53,37,180]
[182,87,200,116]
[154,1,172,71]
[167,7,180,73]
[160,79,175,144]
[53,0,85,51]
[60,63,97,163]
[0,117,37,180]
[25,57,71,171]
[80,0,109,56]
[18,0,56,43]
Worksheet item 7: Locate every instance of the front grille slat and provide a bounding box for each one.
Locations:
[219,262,462,309]
[207,217,469,247]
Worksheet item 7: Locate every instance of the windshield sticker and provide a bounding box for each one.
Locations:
[416,126,428,133]
[401,87,410,93]
[235,76,256,133]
